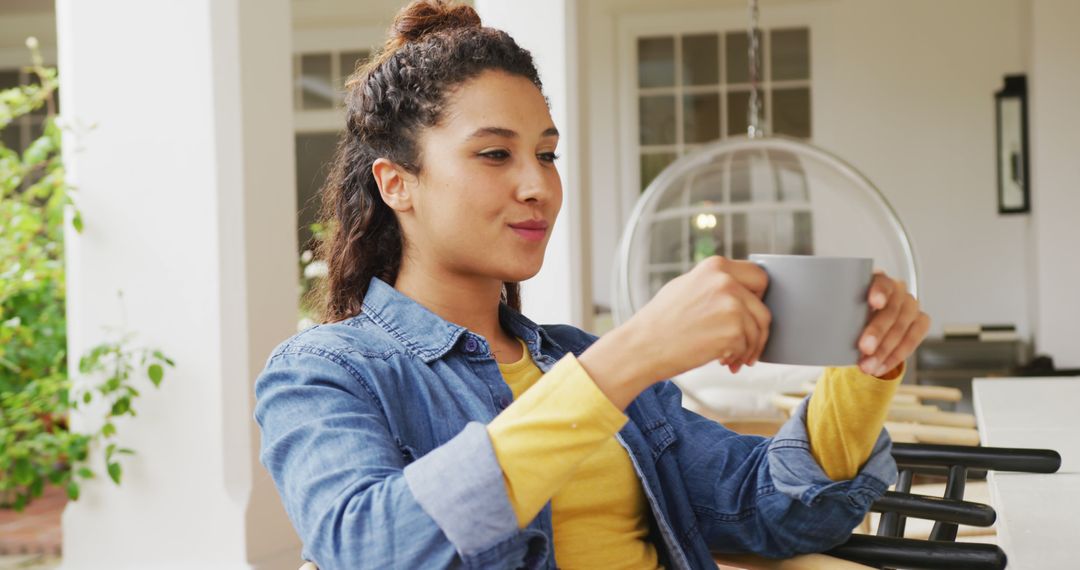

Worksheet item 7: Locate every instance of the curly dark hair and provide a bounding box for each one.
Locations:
[309,0,544,323]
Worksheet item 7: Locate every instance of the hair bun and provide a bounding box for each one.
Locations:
[389,0,481,47]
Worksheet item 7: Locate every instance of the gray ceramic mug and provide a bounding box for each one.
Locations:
[749,254,873,367]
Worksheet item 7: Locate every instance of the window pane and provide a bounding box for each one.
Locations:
[725,30,761,85]
[681,34,719,86]
[295,132,341,252]
[638,37,675,88]
[770,28,809,81]
[768,149,809,202]
[640,152,677,191]
[683,93,720,144]
[688,166,725,206]
[728,149,777,203]
[649,218,686,264]
[299,53,334,110]
[338,50,369,89]
[639,95,676,145]
[732,212,772,258]
[772,87,811,138]
[727,90,767,137]
[654,172,690,212]
[775,211,814,255]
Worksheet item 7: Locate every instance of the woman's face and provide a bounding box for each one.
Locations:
[398,69,562,285]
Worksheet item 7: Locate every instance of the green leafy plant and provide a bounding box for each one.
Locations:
[298,222,328,330]
[0,38,175,511]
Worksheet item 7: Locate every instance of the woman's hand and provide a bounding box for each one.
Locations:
[579,256,770,408]
[857,270,932,377]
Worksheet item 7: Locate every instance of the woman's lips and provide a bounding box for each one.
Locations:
[509,219,548,242]
[510,226,547,242]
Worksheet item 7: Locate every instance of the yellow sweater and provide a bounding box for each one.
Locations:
[488,337,902,569]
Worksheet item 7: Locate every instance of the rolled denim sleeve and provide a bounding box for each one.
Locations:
[768,395,897,511]
[653,380,897,559]
[402,423,519,551]
[253,345,547,570]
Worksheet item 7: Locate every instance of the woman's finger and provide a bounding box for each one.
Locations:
[724,258,770,298]
[732,283,771,363]
[735,296,759,366]
[860,279,904,357]
[866,272,895,311]
[876,312,931,374]
[865,296,918,376]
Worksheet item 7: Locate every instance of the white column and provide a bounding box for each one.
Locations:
[1030,0,1080,367]
[474,0,588,329]
[57,0,302,568]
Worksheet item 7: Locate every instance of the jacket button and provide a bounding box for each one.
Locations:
[464,337,479,353]
[498,397,510,408]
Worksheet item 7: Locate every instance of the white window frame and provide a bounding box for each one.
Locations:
[292,26,382,133]
[615,6,818,225]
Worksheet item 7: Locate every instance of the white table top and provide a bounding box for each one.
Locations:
[973,377,1080,473]
[973,376,1080,569]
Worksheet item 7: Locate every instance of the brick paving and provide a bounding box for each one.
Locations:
[0,486,64,558]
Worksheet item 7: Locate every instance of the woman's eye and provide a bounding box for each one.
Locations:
[538,152,560,163]
[479,150,510,160]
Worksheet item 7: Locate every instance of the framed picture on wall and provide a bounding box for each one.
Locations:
[995,75,1030,214]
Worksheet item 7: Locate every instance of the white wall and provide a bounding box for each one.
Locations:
[58,0,301,567]
[1030,0,1080,367]
[585,0,1041,345]
[813,0,1032,339]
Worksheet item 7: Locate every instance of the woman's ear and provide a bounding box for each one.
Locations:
[372,158,414,213]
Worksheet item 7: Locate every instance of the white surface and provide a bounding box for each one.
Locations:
[988,472,1080,569]
[974,377,1080,569]
[58,0,301,567]
[1030,0,1080,367]
[973,377,1080,473]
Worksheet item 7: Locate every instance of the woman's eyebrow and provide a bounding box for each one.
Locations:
[466,126,560,140]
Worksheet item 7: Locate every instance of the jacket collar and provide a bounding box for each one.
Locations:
[359,276,561,363]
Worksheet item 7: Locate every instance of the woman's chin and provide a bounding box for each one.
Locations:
[502,261,543,283]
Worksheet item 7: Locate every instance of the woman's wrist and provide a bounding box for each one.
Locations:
[578,325,656,410]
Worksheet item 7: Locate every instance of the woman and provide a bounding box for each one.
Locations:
[254,1,930,569]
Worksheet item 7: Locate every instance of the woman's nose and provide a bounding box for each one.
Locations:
[516,162,558,203]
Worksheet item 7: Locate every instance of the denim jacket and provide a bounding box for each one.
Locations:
[254,276,898,570]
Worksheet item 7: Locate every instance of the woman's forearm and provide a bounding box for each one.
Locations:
[806,363,904,481]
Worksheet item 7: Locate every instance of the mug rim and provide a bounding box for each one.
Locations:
[748,253,873,263]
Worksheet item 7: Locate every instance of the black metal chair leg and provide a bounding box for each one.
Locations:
[878,469,913,538]
[929,465,967,541]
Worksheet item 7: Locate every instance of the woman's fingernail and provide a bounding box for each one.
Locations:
[872,293,887,306]
[863,357,879,374]
[875,364,890,377]
[863,335,878,353]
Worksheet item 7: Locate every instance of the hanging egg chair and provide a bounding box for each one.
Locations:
[611,0,920,420]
